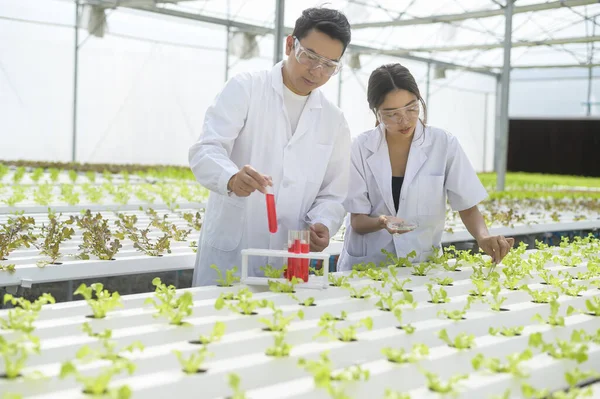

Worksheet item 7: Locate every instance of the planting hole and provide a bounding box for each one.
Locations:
[299,303,317,307]
[0,373,22,380]
[83,389,108,395]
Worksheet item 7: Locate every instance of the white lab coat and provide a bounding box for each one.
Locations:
[189,61,351,286]
[337,121,488,271]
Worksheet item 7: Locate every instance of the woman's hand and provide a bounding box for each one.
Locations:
[477,235,515,264]
[378,215,411,235]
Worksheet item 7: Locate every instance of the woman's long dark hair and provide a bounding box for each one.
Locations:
[367,63,428,128]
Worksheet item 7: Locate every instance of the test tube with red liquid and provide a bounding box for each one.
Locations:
[287,230,310,282]
[265,185,277,234]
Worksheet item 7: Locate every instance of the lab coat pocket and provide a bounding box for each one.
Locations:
[339,248,368,271]
[205,194,246,251]
[344,231,367,258]
[418,175,446,216]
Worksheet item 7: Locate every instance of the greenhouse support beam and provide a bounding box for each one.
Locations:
[496,0,514,192]
[129,5,500,78]
[351,0,599,29]
[475,63,600,70]
[383,35,600,54]
[273,0,285,65]
[72,1,80,163]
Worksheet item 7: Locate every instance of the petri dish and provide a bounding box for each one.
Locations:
[386,217,418,233]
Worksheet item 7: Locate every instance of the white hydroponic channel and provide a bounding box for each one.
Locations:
[1,245,599,398]
[0,208,202,287]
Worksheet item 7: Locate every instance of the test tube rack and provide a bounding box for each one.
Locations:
[240,248,330,290]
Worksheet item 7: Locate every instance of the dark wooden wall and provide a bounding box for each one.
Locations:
[508,118,600,177]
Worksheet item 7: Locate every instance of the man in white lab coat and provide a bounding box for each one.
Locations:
[189,8,352,286]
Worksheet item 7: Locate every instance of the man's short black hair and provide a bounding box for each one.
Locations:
[292,8,351,53]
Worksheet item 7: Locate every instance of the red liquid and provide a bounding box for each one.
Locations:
[266,193,277,233]
[301,243,310,282]
[287,245,294,280]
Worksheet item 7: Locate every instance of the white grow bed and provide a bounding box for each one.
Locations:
[0,247,599,398]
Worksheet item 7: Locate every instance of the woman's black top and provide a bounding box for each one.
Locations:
[392,176,404,213]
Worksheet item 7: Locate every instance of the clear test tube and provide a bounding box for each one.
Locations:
[300,230,310,282]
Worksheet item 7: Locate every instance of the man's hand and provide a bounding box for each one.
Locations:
[227,165,270,197]
[477,235,515,264]
[309,223,329,252]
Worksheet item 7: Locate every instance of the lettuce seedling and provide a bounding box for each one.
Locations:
[521,285,559,304]
[315,316,373,342]
[533,299,564,327]
[343,283,372,299]
[565,368,600,388]
[298,351,369,389]
[215,293,271,316]
[1,293,55,333]
[259,308,304,332]
[438,302,470,321]
[389,277,412,293]
[265,332,292,357]
[268,277,301,293]
[59,357,134,397]
[0,334,40,379]
[539,269,561,287]
[260,265,285,279]
[195,321,226,345]
[393,307,415,334]
[72,211,121,260]
[174,346,213,374]
[299,297,316,307]
[227,373,248,399]
[471,350,533,378]
[80,323,144,361]
[382,249,416,268]
[151,290,193,325]
[182,211,203,231]
[487,283,508,311]
[423,370,468,394]
[426,284,450,304]
[328,274,348,287]
[489,326,524,337]
[529,332,589,363]
[576,297,600,316]
[432,277,454,286]
[469,278,489,297]
[36,213,75,266]
[74,283,122,319]
[374,290,414,312]
[382,343,429,364]
[0,264,16,273]
[210,265,240,287]
[437,329,475,350]
[383,389,411,399]
[411,263,434,277]
[0,215,36,260]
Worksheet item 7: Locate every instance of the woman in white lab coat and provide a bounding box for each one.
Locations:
[189,8,352,286]
[337,64,514,271]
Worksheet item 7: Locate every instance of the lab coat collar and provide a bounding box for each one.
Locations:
[365,120,431,216]
[271,61,323,110]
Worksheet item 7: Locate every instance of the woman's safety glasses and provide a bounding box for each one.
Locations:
[293,36,342,77]
[377,102,420,124]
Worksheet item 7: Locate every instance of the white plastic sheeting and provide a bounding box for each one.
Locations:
[0,0,596,167]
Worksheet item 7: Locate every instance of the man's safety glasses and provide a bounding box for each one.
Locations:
[293,36,342,77]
